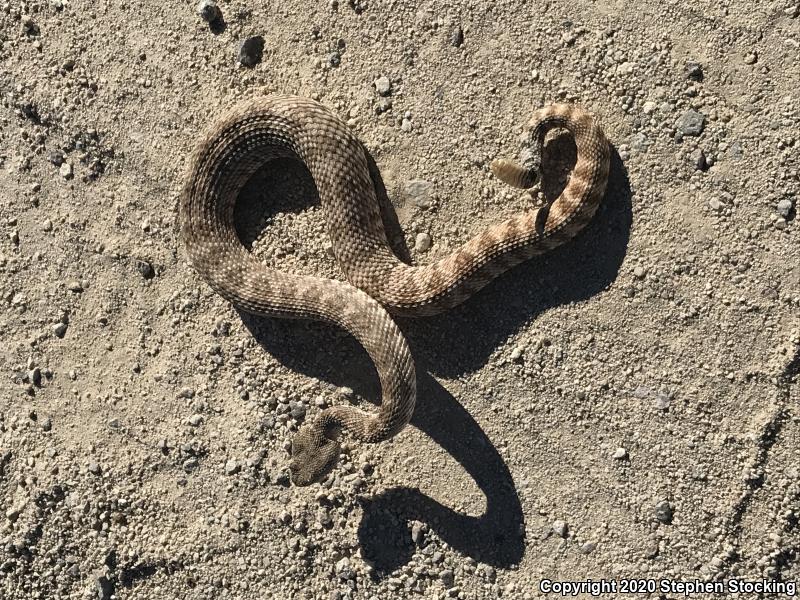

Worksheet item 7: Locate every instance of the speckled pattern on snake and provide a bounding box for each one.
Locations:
[179,95,610,486]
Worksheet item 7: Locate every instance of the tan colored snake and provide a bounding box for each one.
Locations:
[179,95,610,485]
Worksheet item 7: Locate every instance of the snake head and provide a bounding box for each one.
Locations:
[289,422,341,486]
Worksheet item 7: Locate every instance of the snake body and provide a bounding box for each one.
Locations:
[179,95,610,485]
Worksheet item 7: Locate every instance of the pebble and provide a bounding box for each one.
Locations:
[67,280,83,292]
[239,36,265,67]
[187,414,203,426]
[633,266,646,279]
[52,323,68,338]
[675,110,705,136]
[692,149,708,171]
[510,346,524,363]
[613,447,628,460]
[374,76,391,97]
[450,26,464,47]
[327,52,341,68]
[708,197,724,212]
[59,162,73,179]
[401,118,413,132]
[289,401,307,420]
[552,520,568,537]
[197,0,221,23]
[405,179,433,208]
[41,417,52,431]
[642,101,657,114]
[580,541,597,554]
[776,198,793,218]
[87,461,102,475]
[655,500,673,524]
[48,150,64,166]
[414,232,431,253]
[336,557,355,580]
[137,260,155,279]
[685,61,703,80]
[743,51,758,65]
[225,459,241,475]
[411,522,425,544]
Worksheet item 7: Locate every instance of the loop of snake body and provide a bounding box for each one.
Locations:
[179,95,610,485]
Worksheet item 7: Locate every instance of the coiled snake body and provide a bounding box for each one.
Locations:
[179,95,610,485]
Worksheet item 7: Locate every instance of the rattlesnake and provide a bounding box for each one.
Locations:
[179,95,610,485]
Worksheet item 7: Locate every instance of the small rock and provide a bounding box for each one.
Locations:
[654,390,672,410]
[49,150,64,166]
[450,26,464,47]
[59,162,73,179]
[510,346,524,363]
[675,110,705,136]
[580,541,597,554]
[41,417,52,432]
[655,500,673,524]
[67,280,83,292]
[401,118,413,132]
[88,461,102,475]
[374,76,391,97]
[404,179,433,208]
[708,197,724,212]
[414,232,431,253]
[692,149,708,171]
[136,260,155,279]
[336,557,355,580]
[776,198,793,219]
[327,51,341,68]
[52,323,68,338]
[613,447,628,460]
[187,414,203,427]
[225,459,241,475]
[197,0,221,23]
[289,401,307,420]
[238,36,265,67]
[685,61,703,81]
[552,520,568,537]
[411,522,425,544]
[743,51,758,65]
[633,266,647,279]
[642,101,657,114]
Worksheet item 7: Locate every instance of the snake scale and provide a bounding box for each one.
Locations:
[179,95,610,485]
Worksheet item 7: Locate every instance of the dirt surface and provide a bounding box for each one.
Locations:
[2,0,800,598]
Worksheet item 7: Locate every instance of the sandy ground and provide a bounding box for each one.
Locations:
[1,0,799,598]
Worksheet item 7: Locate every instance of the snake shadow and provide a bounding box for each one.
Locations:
[236,138,632,575]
